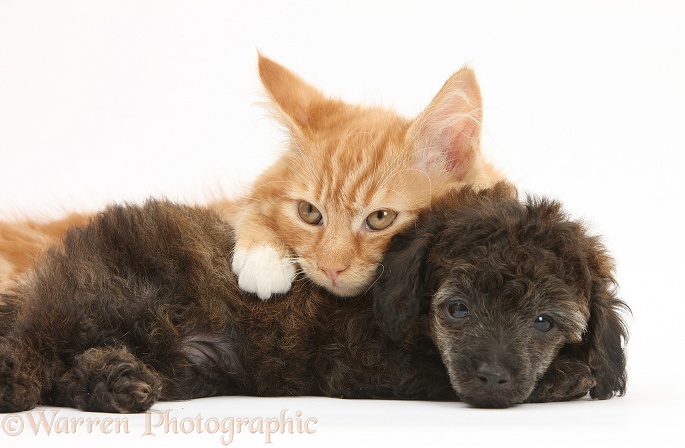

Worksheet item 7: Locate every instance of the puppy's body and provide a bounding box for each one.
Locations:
[0,200,451,413]
[0,185,627,412]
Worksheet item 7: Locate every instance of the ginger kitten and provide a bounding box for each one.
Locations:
[0,55,503,297]
[225,55,502,299]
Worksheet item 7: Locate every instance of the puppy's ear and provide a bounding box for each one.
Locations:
[373,220,438,341]
[532,199,628,399]
[564,224,628,399]
[372,184,514,341]
[585,269,629,399]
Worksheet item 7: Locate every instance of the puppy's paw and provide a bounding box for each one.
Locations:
[56,346,161,413]
[231,245,296,300]
[527,357,596,403]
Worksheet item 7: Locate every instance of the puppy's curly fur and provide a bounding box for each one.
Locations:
[0,184,627,412]
[374,184,628,407]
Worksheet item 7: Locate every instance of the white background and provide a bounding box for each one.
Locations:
[1,1,684,447]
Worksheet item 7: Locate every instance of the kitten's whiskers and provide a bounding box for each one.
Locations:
[362,263,385,296]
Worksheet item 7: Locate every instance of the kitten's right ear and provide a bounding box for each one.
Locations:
[373,219,438,341]
[257,53,327,134]
[407,66,484,182]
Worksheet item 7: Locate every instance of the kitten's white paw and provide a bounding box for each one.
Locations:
[231,246,295,300]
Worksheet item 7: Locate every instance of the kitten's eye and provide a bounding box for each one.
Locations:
[532,315,554,332]
[447,301,469,319]
[298,201,322,225]
[365,210,397,231]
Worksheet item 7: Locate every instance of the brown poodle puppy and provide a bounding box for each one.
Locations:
[373,184,628,407]
[0,184,627,412]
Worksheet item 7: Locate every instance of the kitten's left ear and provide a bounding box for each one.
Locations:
[407,67,483,181]
[257,53,329,135]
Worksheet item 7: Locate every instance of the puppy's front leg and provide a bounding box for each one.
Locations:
[526,356,596,403]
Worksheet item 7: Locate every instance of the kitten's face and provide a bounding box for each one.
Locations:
[251,55,500,296]
[267,111,446,296]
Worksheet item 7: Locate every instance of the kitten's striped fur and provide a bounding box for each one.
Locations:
[0,55,503,296]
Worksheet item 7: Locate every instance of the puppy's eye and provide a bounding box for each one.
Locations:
[298,201,323,225]
[448,301,469,319]
[365,210,397,231]
[532,315,554,332]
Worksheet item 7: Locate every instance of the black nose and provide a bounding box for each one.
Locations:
[476,363,512,393]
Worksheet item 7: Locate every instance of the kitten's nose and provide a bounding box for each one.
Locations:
[476,363,512,394]
[320,265,348,284]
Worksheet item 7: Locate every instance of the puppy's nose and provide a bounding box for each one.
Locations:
[476,363,512,394]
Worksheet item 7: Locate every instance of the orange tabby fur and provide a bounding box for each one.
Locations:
[224,55,503,299]
[0,213,90,290]
[0,55,503,296]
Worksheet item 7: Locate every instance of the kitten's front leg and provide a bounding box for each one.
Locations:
[232,244,296,300]
[230,206,296,300]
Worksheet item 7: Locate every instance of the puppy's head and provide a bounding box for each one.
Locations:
[373,183,628,408]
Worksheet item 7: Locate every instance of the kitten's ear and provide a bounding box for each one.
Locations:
[373,217,438,341]
[407,67,483,181]
[258,54,327,134]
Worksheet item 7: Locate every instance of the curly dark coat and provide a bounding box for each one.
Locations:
[0,184,627,412]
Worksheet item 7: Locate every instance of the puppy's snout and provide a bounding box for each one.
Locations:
[476,363,512,394]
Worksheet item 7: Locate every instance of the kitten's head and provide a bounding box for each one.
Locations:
[252,54,500,296]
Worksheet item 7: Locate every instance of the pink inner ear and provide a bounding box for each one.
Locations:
[437,120,478,181]
[408,68,483,182]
